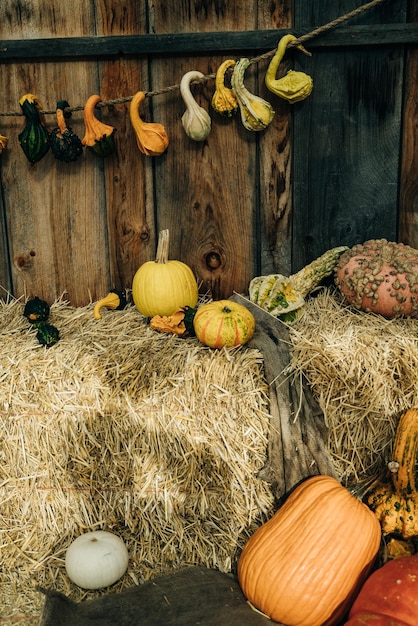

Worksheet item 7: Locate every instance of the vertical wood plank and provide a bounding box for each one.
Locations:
[0,160,11,294]
[292,0,407,272]
[0,0,109,306]
[93,1,152,292]
[148,1,260,299]
[398,0,418,247]
[258,1,293,276]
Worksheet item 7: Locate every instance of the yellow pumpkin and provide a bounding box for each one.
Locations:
[238,475,381,626]
[132,230,198,317]
[193,299,255,348]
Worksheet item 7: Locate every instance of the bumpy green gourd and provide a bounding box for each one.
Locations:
[18,93,50,163]
[23,296,50,324]
[249,246,348,319]
[290,246,349,296]
[36,322,60,348]
[50,100,83,162]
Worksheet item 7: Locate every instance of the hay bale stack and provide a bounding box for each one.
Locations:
[0,298,273,620]
[289,288,418,485]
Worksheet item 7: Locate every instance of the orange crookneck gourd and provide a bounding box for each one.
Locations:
[81,94,116,157]
[129,91,169,156]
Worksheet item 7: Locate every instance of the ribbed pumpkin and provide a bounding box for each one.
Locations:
[367,408,418,538]
[193,300,255,348]
[237,475,381,626]
[132,230,198,317]
[345,553,418,626]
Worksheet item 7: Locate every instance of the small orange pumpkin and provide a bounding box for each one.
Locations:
[193,300,255,348]
[237,475,381,626]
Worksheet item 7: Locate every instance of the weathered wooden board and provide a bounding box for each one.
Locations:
[231,293,336,500]
[149,2,266,299]
[291,0,408,272]
[399,0,418,247]
[0,0,109,305]
[94,1,151,292]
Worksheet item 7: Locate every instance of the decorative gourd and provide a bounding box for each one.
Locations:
[65,530,129,590]
[18,93,50,163]
[129,91,169,156]
[345,553,418,626]
[231,58,275,131]
[82,94,116,157]
[249,246,348,319]
[211,59,238,117]
[193,300,255,348]
[237,475,381,626]
[180,71,211,141]
[36,322,60,348]
[150,306,197,337]
[50,100,83,162]
[367,408,418,538]
[93,289,127,320]
[335,239,418,318]
[23,296,50,324]
[0,133,8,154]
[265,34,313,103]
[132,229,198,317]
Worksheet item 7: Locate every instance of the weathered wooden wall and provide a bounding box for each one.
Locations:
[0,0,416,307]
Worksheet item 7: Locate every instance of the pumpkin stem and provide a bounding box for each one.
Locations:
[155,229,170,264]
[349,473,382,501]
[222,306,232,314]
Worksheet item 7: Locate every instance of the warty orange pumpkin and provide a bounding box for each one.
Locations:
[335,239,418,318]
[237,475,381,626]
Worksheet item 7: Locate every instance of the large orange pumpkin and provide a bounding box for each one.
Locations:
[335,239,418,318]
[193,300,255,348]
[237,475,381,626]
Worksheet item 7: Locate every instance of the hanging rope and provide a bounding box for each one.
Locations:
[0,0,390,118]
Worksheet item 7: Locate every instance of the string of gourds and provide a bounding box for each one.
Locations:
[0,35,313,164]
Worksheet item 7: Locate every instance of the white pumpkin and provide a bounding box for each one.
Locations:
[65,530,129,590]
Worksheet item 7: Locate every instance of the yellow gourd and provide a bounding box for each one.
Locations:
[211,59,238,117]
[265,34,313,103]
[231,58,275,131]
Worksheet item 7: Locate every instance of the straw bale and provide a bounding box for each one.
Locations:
[288,288,418,485]
[0,297,273,622]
